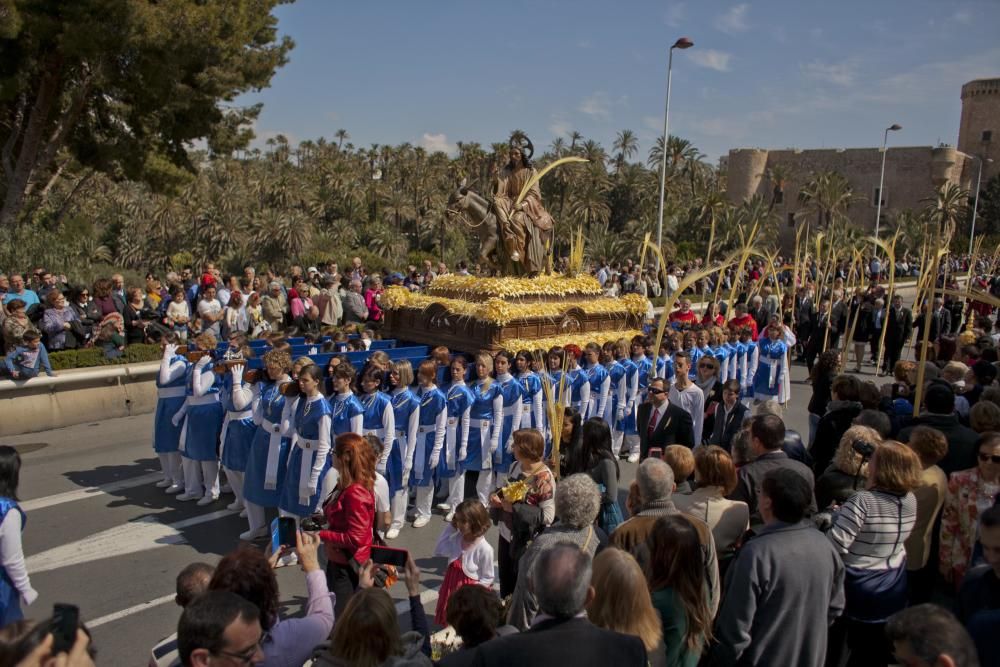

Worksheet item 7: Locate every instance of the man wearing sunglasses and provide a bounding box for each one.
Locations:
[637,377,694,460]
[178,590,265,666]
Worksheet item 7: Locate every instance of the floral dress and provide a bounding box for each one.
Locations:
[939,468,1000,586]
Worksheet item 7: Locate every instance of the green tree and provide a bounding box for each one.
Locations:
[0,0,294,227]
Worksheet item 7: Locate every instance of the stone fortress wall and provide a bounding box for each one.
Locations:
[726,78,999,251]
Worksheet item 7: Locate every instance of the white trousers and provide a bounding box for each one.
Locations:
[415,485,435,520]
[624,434,640,456]
[224,469,245,508]
[159,452,184,485]
[182,458,220,498]
[244,502,267,532]
[445,473,465,511]
[390,490,409,530]
[475,471,494,507]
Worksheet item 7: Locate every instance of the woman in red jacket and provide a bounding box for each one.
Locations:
[318,432,376,616]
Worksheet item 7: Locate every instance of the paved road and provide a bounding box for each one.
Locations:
[9,276,945,663]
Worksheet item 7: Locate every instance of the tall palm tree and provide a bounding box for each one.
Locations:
[334,129,349,149]
[797,171,857,229]
[612,129,639,174]
[922,183,968,237]
[762,163,793,211]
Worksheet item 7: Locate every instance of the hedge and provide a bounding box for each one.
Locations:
[45,343,163,371]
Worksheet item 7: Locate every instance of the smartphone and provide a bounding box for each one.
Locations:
[270,517,297,553]
[51,603,79,654]
[370,545,408,568]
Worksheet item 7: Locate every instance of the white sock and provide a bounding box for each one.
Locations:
[446,473,466,510]
[624,434,640,456]
[390,490,408,530]
[226,470,245,505]
[157,453,170,480]
[245,502,266,532]
[415,485,434,519]
[182,458,202,496]
[475,471,493,507]
[200,460,220,498]
[167,452,184,486]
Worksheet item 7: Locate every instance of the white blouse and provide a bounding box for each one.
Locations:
[434,524,495,586]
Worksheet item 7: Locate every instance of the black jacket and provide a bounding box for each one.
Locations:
[637,401,695,458]
[471,617,647,667]
[898,413,980,475]
[709,401,749,451]
[810,401,863,476]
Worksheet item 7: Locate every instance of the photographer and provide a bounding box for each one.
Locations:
[815,426,881,511]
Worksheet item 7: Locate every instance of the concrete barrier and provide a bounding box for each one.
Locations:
[0,362,160,437]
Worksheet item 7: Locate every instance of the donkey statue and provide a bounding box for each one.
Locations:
[447,181,501,272]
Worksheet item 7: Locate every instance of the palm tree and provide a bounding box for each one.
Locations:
[334,129,349,149]
[762,163,793,211]
[797,171,857,229]
[612,129,639,174]
[922,183,968,237]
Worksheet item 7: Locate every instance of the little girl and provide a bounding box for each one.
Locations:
[433,499,495,626]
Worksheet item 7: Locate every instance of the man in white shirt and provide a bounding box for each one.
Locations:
[670,351,705,445]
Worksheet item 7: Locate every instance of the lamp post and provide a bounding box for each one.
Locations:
[654,36,693,271]
[873,124,902,264]
[968,155,994,257]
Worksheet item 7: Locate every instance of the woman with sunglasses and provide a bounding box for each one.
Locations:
[695,355,724,441]
[939,432,1000,588]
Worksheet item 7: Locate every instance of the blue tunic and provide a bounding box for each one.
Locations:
[0,499,25,626]
[567,367,589,413]
[518,371,544,430]
[219,374,256,472]
[546,369,565,406]
[387,388,419,495]
[625,357,650,435]
[437,383,471,479]
[712,345,730,379]
[604,361,626,425]
[464,380,502,472]
[244,380,291,507]
[493,375,524,474]
[153,355,188,454]
[182,365,224,462]
[413,386,447,484]
[279,396,333,517]
[656,356,675,383]
[752,338,786,399]
[584,362,610,420]
[330,392,364,437]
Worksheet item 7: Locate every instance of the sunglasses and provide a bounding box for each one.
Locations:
[648,388,666,395]
[979,452,1000,464]
[698,364,714,369]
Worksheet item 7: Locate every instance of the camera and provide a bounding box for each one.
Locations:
[300,514,326,532]
[851,440,876,459]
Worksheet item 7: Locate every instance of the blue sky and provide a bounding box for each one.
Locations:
[239,0,1000,163]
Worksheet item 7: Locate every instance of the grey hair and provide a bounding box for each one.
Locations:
[752,399,782,418]
[555,474,601,528]
[636,458,674,503]
[532,542,592,618]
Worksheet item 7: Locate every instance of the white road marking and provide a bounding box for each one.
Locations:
[87,594,177,628]
[84,586,440,629]
[25,509,237,574]
[22,472,164,512]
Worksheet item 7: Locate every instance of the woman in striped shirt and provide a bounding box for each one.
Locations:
[827,440,922,667]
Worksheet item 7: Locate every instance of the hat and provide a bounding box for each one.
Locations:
[307,266,319,274]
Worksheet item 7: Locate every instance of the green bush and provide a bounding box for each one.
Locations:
[45,343,161,371]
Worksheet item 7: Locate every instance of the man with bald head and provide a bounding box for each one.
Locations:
[471,543,646,666]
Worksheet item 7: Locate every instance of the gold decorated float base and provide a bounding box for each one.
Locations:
[381,275,648,353]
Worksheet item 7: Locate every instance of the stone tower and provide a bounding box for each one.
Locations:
[958,78,1000,184]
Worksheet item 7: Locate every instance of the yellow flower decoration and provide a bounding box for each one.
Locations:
[501,330,646,353]
[427,273,603,299]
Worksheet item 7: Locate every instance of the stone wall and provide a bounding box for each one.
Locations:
[959,78,1000,184]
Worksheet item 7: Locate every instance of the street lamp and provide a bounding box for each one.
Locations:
[873,123,902,262]
[655,36,693,270]
[968,155,995,256]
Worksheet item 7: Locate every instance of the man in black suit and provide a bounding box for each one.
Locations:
[637,377,695,459]
[708,380,748,451]
[914,297,950,346]
[472,543,647,666]
[883,294,912,371]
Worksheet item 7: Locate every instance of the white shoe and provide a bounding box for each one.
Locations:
[436,502,451,511]
[385,527,400,540]
[165,484,184,494]
[155,479,172,488]
[176,492,202,502]
[627,453,640,463]
[239,509,248,518]
[240,526,268,541]
[227,501,244,512]
[221,483,233,494]
[413,516,430,528]
[444,509,455,522]
[196,495,219,506]
[275,552,299,568]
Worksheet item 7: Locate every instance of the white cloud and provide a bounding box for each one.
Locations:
[714,4,749,34]
[418,132,455,154]
[549,115,571,138]
[664,2,685,27]
[951,9,973,24]
[579,92,612,118]
[801,60,856,86]
[686,49,732,72]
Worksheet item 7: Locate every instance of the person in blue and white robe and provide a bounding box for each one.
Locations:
[412,360,449,527]
[278,365,332,519]
[465,353,503,506]
[752,323,787,405]
[175,335,224,505]
[492,351,524,488]
[154,335,189,493]
[385,361,419,539]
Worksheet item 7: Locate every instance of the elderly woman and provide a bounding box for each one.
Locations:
[123,287,150,345]
[903,426,949,603]
[261,282,287,331]
[815,425,882,511]
[364,275,384,323]
[970,400,1000,434]
[506,473,602,630]
[41,290,79,351]
[940,432,1000,587]
[674,446,748,556]
[91,278,118,317]
[1,300,37,354]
